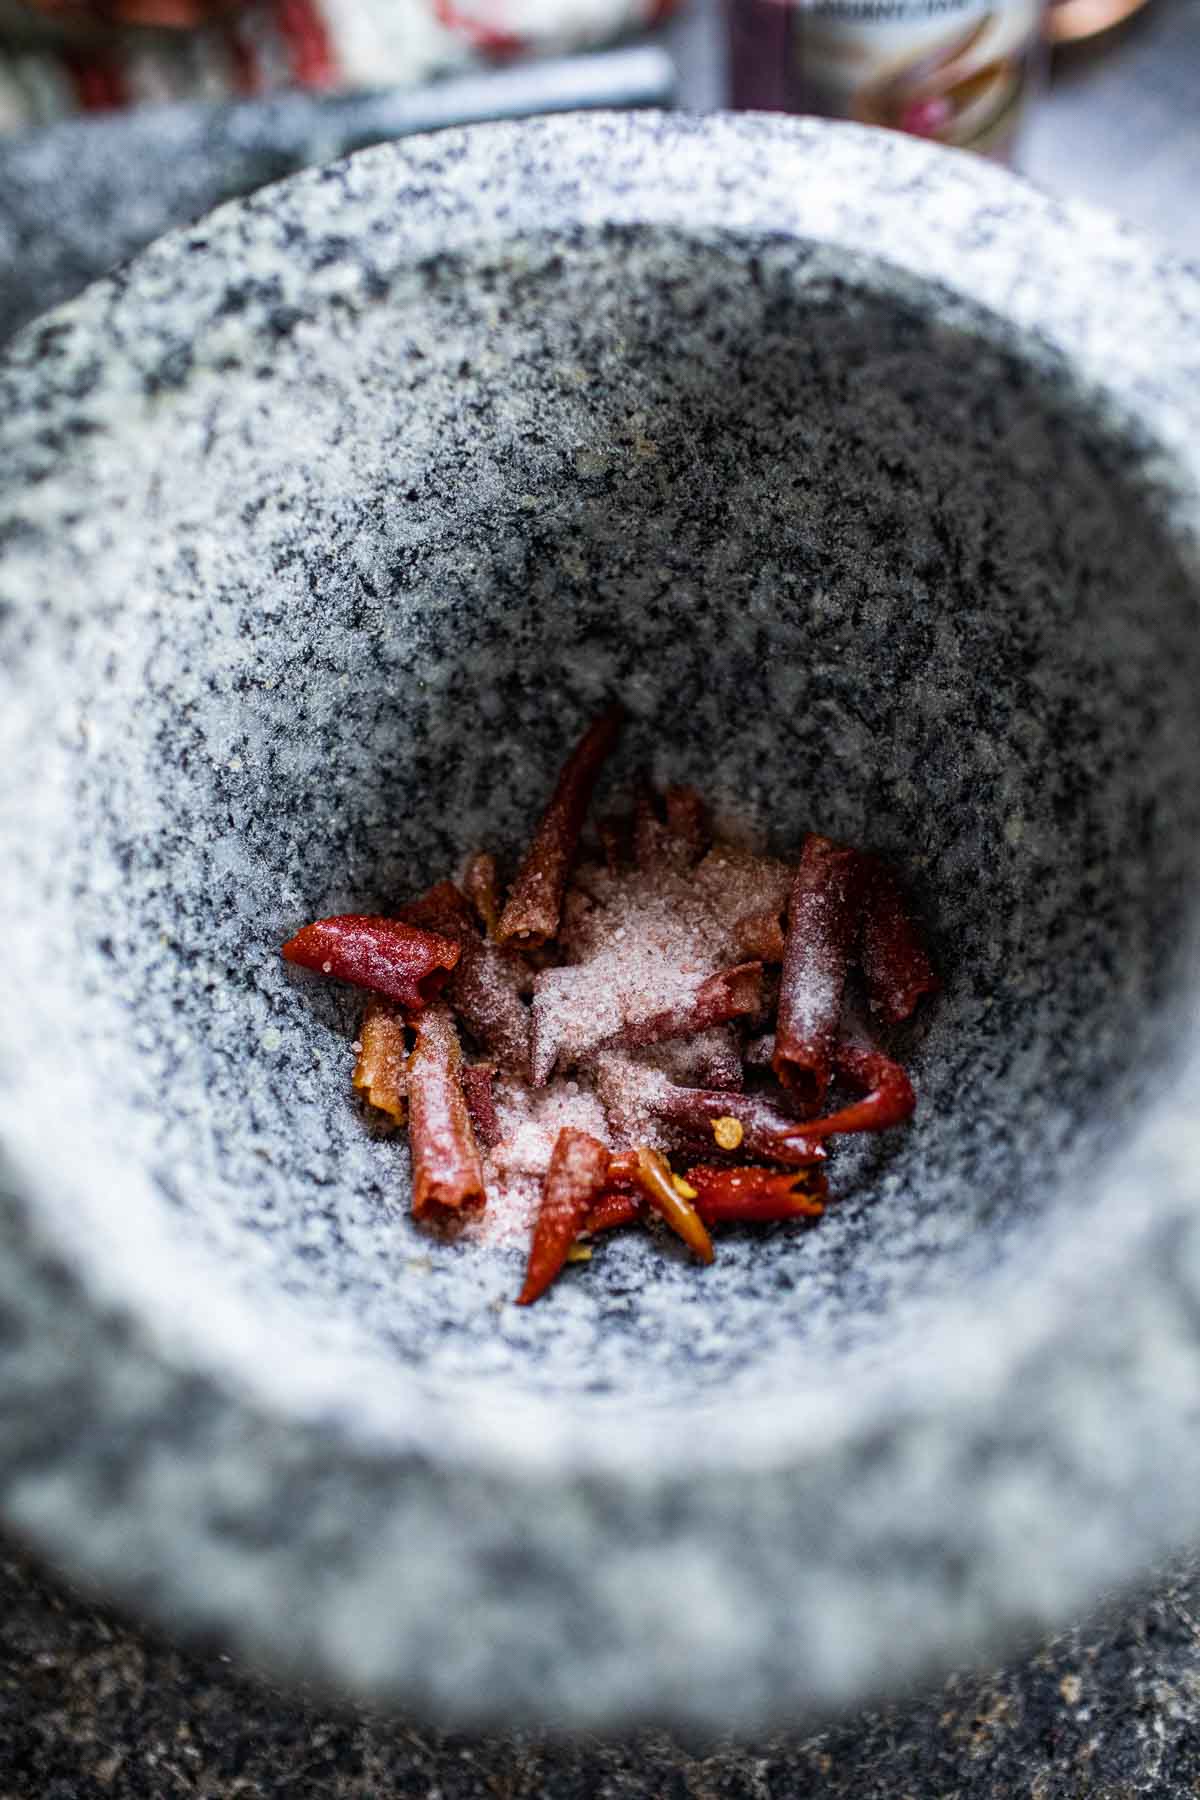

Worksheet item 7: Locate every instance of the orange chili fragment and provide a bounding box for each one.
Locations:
[582,1189,647,1235]
[774,835,864,1104]
[517,1127,612,1305]
[352,997,408,1124]
[859,855,939,1025]
[496,706,622,948]
[685,1165,827,1224]
[406,1004,485,1218]
[282,913,459,1009]
[611,1146,714,1264]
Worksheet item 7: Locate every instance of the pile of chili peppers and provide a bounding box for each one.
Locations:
[281,707,937,1304]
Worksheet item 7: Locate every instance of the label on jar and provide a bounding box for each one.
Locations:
[794,1,1044,161]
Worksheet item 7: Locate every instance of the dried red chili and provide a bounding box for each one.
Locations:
[684,1165,828,1223]
[517,1128,612,1305]
[463,852,502,938]
[405,1004,484,1218]
[621,961,765,1051]
[352,997,408,1124]
[284,709,938,1306]
[648,1082,827,1167]
[773,834,864,1103]
[282,913,459,1008]
[496,706,622,948]
[401,880,532,1078]
[796,1033,916,1140]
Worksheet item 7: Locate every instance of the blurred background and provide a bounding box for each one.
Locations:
[0,0,1196,347]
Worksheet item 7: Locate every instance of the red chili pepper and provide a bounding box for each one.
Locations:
[406,1005,485,1218]
[773,834,864,1104]
[496,707,622,948]
[517,1128,611,1305]
[398,879,476,940]
[796,1034,916,1139]
[401,882,532,1078]
[460,1063,501,1150]
[623,961,765,1050]
[582,1190,647,1235]
[684,1165,827,1223]
[649,1084,827,1166]
[859,856,939,1025]
[281,914,459,1009]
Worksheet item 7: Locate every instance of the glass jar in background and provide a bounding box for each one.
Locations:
[1044,0,1151,42]
[728,1,1047,166]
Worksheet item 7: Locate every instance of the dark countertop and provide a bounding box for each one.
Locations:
[3,1,1200,1792]
[4,1541,1200,1798]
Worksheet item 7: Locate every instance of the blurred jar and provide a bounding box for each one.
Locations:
[1044,0,1151,42]
[728,1,1047,165]
[8,0,243,26]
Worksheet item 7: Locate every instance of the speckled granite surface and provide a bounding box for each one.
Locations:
[3,111,1200,1737]
[5,1539,1200,1798]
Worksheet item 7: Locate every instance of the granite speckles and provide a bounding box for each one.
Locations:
[2,114,1200,1731]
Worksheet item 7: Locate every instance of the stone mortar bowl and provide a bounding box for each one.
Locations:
[2,112,1200,1735]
